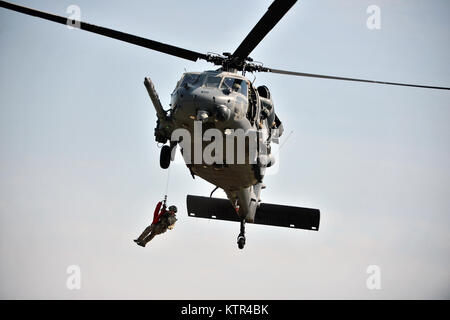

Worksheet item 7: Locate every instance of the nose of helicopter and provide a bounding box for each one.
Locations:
[171,87,232,126]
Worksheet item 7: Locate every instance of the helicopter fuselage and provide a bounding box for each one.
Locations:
[146,70,282,221]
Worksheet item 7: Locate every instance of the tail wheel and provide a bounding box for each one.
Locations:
[237,235,246,249]
[160,145,171,169]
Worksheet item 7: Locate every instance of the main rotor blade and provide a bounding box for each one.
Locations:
[0,1,207,62]
[231,0,297,62]
[265,68,450,90]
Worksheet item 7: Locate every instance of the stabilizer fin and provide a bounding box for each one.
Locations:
[186,195,320,231]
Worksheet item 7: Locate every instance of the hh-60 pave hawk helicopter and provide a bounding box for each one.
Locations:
[1,0,448,249]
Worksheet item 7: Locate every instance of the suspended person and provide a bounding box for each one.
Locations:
[134,200,177,247]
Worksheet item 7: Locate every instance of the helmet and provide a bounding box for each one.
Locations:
[168,205,177,213]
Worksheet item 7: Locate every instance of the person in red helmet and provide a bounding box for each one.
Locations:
[134,201,177,247]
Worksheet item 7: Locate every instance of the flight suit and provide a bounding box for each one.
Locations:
[136,202,177,246]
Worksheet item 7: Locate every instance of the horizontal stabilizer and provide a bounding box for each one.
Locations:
[186,195,320,231]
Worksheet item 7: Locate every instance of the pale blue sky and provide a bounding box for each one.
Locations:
[0,0,449,299]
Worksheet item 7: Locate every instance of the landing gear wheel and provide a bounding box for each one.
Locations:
[160,145,171,169]
[237,235,246,249]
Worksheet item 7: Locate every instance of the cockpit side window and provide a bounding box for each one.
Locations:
[204,75,222,88]
[239,80,248,97]
[221,77,248,97]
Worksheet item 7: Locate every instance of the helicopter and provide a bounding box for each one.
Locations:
[1,0,448,249]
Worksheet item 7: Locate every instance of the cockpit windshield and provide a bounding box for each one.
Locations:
[221,77,248,97]
[180,73,205,87]
[204,75,222,88]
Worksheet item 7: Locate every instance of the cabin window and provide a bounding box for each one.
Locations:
[204,75,222,88]
[221,77,247,97]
